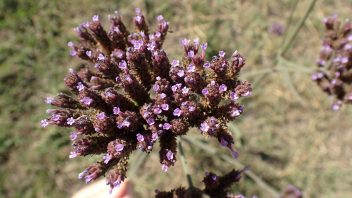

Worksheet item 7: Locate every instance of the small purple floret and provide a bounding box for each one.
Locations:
[119,60,127,69]
[173,108,182,117]
[45,97,54,104]
[80,97,93,106]
[96,112,107,120]
[147,118,155,125]
[103,154,112,164]
[153,84,160,92]
[219,51,226,57]
[70,131,78,141]
[219,84,227,93]
[202,88,209,96]
[136,133,144,142]
[230,92,239,101]
[177,70,185,77]
[166,150,174,161]
[203,62,210,68]
[76,82,85,91]
[115,144,124,152]
[171,60,180,67]
[163,123,171,130]
[67,117,75,125]
[161,104,169,111]
[40,119,49,128]
[187,64,195,72]
[113,107,121,115]
[200,122,209,133]
[161,164,168,172]
[92,15,99,22]
[153,107,162,115]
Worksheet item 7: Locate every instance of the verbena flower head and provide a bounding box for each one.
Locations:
[155,169,248,198]
[41,9,251,191]
[312,15,352,111]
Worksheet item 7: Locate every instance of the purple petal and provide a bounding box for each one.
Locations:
[96,112,106,120]
[201,43,208,51]
[219,51,226,57]
[115,144,124,152]
[166,150,174,161]
[67,117,75,125]
[147,118,155,125]
[187,64,196,72]
[136,133,144,142]
[113,107,121,115]
[153,84,160,92]
[177,70,185,77]
[152,132,158,141]
[219,84,227,93]
[40,119,49,128]
[153,108,162,115]
[203,62,210,68]
[86,50,92,57]
[200,122,209,133]
[230,92,239,101]
[119,60,127,69]
[76,82,85,91]
[187,50,195,58]
[202,88,209,96]
[171,60,180,67]
[103,154,112,164]
[70,131,78,141]
[182,87,189,94]
[97,53,105,61]
[163,123,171,130]
[92,15,99,22]
[173,108,182,117]
[161,104,169,111]
[80,97,93,106]
[161,164,169,172]
[45,97,54,104]
[69,151,78,159]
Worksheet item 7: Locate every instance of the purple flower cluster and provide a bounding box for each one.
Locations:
[41,9,251,192]
[155,169,247,198]
[312,15,352,110]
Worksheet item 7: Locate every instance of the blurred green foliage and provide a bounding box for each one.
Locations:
[1,0,352,197]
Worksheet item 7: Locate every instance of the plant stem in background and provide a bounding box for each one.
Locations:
[183,136,280,197]
[279,0,318,57]
[281,0,299,48]
[178,138,194,188]
[249,0,318,96]
[129,152,148,178]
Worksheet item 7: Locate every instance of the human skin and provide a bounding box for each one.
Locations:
[72,179,133,198]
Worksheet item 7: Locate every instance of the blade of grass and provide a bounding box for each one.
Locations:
[279,0,318,57]
[278,58,314,73]
[281,70,306,105]
[227,122,243,148]
[252,0,317,90]
[129,151,148,178]
[178,137,194,188]
[281,0,300,47]
[242,67,273,78]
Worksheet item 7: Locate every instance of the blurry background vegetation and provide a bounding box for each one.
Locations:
[0,0,352,197]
